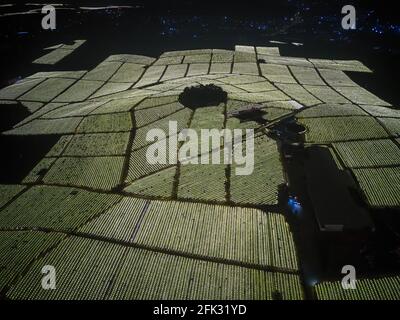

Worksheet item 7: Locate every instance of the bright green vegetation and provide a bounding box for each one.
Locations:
[62,132,130,156]
[43,156,125,190]
[333,139,400,168]
[177,163,226,202]
[124,166,176,198]
[352,167,400,208]
[0,184,25,208]
[315,276,400,300]
[297,103,367,118]
[230,137,284,206]
[0,185,121,229]
[0,231,65,292]
[300,116,389,142]
[77,112,132,133]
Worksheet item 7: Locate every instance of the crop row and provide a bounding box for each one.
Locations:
[315,276,400,300]
[44,156,125,190]
[0,185,121,230]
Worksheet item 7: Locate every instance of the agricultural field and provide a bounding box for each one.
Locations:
[315,276,400,300]
[0,45,399,300]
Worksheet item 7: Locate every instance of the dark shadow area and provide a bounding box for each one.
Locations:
[178,84,227,109]
[0,102,30,132]
[228,104,268,125]
[0,135,60,184]
[304,146,374,275]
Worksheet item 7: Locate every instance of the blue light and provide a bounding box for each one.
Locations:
[288,196,302,215]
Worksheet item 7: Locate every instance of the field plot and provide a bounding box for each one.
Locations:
[315,276,400,300]
[19,78,76,102]
[109,63,145,83]
[44,156,125,190]
[6,236,303,300]
[7,237,126,300]
[230,137,284,206]
[300,116,389,143]
[134,102,184,127]
[124,166,176,198]
[333,139,400,168]
[0,78,45,100]
[177,164,226,202]
[131,109,192,150]
[4,117,82,135]
[43,100,107,118]
[352,167,400,208]
[82,61,122,82]
[0,231,64,292]
[289,66,324,85]
[133,201,298,270]
[378,117,400,137]
[127,145,171,181]
[335,86,391,106]
[0,185,121,229]
[90,96,144,114]
[80,197,148,241]
[275,83,321,106]
[0,184,25,208]
[303,85,349,104]
[62,132,130,156]
[135,94,179,110]
[259,64,297,84]
[76,112,132,133]
[359,105,400,118]
[23,158,57,184]
[296,103,367,118]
